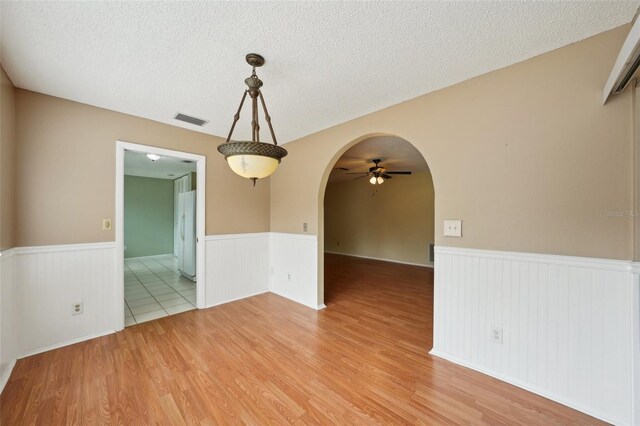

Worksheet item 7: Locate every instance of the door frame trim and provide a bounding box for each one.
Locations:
[115,141,207,330]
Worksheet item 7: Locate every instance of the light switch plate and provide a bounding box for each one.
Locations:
[102,219,112,230]
[444,219,462,237]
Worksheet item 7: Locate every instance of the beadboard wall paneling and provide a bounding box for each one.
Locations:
[204,233,270,307]
[631,263,640,426]
[269,233,319,309]
[0,248,17,394]
[14,243,118,358]
[431,246,635,425]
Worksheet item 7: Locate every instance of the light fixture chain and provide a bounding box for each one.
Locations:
[226,90,249,143]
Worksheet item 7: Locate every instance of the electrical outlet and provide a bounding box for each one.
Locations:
[287,273,291,280]
[270,267,274,275]
[72,302,83,316]
[490,325,503,344]
[303,222,308,232]
[102,219,112,230]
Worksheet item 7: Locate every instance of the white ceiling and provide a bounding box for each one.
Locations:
[2,2,638,144]
[125,150,196,180]
[329,136,429,183]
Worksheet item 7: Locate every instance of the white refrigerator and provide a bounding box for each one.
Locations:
[177,190,196,282]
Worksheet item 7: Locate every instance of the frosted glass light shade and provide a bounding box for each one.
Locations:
[218,141,287,181]
[377,176,384,184]
[227,155,280,179]
[369,176,376,184]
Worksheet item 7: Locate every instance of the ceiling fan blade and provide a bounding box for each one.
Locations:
[381,174,393,179]
[386,171,412,175]
[334,167,349,171]
[346,172,369,175]
[353,175,369,180]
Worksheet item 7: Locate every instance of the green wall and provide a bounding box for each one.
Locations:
[124,175,174,258]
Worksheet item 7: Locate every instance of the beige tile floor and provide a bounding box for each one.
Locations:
[124,255,196,326]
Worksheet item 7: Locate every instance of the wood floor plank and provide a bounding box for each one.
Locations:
[1,254,604,424]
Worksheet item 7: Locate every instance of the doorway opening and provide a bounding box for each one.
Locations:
[322,135,435,347]
[115,141,206,329]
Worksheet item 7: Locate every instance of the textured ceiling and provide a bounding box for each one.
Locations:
[125,150,196,180]
[2,1,638,144]
[329,136,429,183]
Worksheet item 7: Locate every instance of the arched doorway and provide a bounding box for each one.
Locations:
[318,134,436,345]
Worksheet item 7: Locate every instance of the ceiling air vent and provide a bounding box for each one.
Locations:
[174,113,208,127]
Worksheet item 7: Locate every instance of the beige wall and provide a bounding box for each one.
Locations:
[325,171,435,265]
[0,67,16,250]
[15,90,270,247]
[271,25,633,261]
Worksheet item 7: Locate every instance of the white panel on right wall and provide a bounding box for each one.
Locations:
[269,233,318,309]
[431,246,635,425]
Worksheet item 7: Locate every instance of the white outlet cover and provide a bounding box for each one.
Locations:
[444,219,462,237]
[490,325,503,344]
[72,302,83,316]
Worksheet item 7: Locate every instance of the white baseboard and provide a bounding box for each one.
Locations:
[124,253,174,260]
[429,349,619,426]
[19,329,116,359]
[204,290,327,311]
[325,251,433,268]
[204,290,269,309]
[0,360,16,396]
[269,289,318,310]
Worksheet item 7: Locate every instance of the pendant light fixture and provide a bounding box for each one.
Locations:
[218,54,287,186]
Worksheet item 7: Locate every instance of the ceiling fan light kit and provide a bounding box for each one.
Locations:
[348,158,411,185]
[218,54,287,186]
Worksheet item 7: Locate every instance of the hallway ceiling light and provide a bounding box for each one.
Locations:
[218,54,287,186]
[146,153,161,162]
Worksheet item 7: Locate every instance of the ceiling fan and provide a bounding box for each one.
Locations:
[346,158,412,185]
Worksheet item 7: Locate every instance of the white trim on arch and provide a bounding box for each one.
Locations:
[115,141,207,330]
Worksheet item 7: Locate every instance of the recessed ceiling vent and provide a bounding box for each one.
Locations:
[174,113,208,127]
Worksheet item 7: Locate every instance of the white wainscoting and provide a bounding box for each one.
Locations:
[431,246,637,426]
[13,243,118,358]
[269,233,319,309]
[0,248,17,394]
[204,233,270,307]
[631,263,640,426]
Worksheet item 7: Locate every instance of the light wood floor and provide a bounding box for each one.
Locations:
[1,254,602,424]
